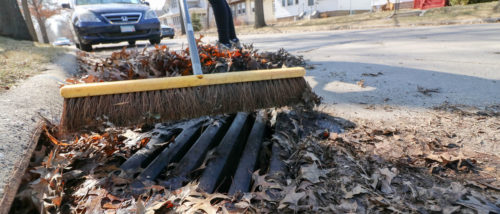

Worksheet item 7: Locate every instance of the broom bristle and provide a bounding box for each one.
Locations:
[61,77,317,131]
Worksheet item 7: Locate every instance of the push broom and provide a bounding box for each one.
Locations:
[60,0,315,131]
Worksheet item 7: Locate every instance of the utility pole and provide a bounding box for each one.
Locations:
[206,2,210,29]
[178,0,186,34]
[349,0,352,15]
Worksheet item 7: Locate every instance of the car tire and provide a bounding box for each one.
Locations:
[75,43,80,49]
[149,37,161,45]
[80,43,92,52]
[170,36,174,39]
[128,40,136,46]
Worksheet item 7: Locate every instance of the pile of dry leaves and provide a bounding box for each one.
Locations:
[11,109,500,213]
[68,37,307,84]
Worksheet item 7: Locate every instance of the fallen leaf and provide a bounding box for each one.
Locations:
[299,163,330,183]
[43,126,69,146]
[103,202,120,209]
[278,186,306,210]
[136,198,146,214]
[357,80,365,88]
[343,184,368,199]
[52,196,62,207]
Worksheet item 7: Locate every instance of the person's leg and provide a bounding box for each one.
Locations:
[223,1,238,42]
[208,0,230,46]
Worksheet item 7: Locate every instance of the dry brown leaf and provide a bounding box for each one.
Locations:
[103,202,120,209]
[343,184,368,199]
[52,196,62,207]
[43,126,69,146]
[299,163,327,183]
[136,198,146,214]
[357,80,365,88]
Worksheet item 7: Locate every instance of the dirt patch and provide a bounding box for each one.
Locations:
[0,36,66,91]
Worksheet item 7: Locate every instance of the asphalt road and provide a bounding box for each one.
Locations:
[93,23,500,118]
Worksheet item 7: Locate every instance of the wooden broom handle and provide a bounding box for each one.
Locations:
[178,0,204,75]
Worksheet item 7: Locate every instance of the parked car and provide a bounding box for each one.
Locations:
[160,25,175,39]
[52,37,72,46]
[62,0,161,51]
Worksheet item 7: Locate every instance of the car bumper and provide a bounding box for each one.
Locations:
[161,31,175,38]
[75,20,160,44]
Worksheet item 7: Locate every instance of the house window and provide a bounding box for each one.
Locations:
[295,0,298,4]
[308,0,314,6]
[251,1,255,12]
[171,0,177,8]
[287,0,293,6]
[232,5,237,15]
[281,0,285,7]
[240,2,246,14]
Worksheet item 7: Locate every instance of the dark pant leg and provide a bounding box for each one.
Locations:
[208,0,230,44]
[223,1,238,41]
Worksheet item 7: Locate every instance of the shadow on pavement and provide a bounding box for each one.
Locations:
[306,61,499,108]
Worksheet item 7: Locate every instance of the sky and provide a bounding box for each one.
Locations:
[148,0,165,10]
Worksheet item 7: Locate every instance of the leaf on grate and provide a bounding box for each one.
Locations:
[299,162,330,184]
[278,186,306,210]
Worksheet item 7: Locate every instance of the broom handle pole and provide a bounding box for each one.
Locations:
[178,0,203,75]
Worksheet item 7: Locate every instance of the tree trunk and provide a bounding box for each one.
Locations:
[35,15,49,43]
[21,0,39,42]
[254,0,266,28]
[0,0,32,40]
[206,4,210,29]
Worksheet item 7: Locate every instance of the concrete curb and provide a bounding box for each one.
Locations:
[0,52,76,213]
[327,17,500,31]
[0,122,43,214]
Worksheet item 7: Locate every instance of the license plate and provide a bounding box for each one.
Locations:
[120,25,135,33]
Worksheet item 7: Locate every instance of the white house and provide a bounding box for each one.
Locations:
[228,0,276,25]
[160,0,275,28]
[274,0,372,21]
[159,0,216,30]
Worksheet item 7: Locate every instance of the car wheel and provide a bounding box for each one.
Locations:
[170,36,174,39]
[75,43,80,49]
[149,37,161,45]
[80,43,92,52]
[128,41,136,46]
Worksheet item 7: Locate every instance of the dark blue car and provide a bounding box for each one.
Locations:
[62,0,161,51]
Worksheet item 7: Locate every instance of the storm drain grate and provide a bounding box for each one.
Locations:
[118,111,284,195]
